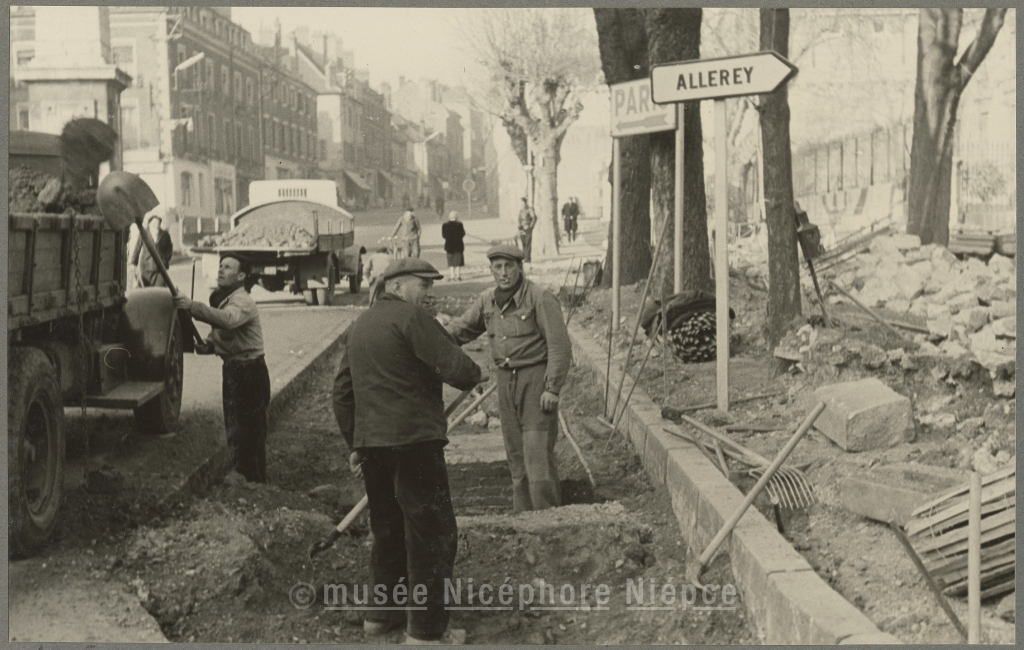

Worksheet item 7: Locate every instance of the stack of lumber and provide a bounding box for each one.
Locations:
[905,464,1015,600]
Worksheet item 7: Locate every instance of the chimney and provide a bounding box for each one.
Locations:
[326,34,338,63]
[295,25,310,49]
[33,6,111,67]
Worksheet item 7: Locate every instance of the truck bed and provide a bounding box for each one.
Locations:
[9,212,126,331]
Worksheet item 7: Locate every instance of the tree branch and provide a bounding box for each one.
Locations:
[955,8,1008,90]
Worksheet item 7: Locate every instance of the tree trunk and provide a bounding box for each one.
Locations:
[906,8,1006,246]
[759,8,801,350]
[644,8,711,297]
[532,136,562,258]
[594,8,652,287]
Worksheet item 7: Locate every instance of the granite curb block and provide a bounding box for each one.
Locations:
[567,323,900,645]
[157,313,356,509]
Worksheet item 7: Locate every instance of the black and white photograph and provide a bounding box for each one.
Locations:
[6,4,1017,645]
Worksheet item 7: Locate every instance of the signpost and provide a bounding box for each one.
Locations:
[652,51,797,411]
[609,78,677,330]
[463,178,475,221]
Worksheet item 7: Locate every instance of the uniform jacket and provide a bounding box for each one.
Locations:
[333,294,483,450]
[446,278,572,395]
[187,286,265,362]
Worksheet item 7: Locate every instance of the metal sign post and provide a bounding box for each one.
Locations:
[609,78,678,332]
[674,103,685,293]
[652,51,797,412]
[462,178,475,222]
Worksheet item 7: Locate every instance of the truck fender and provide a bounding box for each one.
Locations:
[336,245,366,276]
[120,288,192,378]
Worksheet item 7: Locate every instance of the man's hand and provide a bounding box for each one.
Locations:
[540,391,559,413]
[172,295,193,311]
[195,340,215,355]
[477,366,491,384]
[349,451,363,479]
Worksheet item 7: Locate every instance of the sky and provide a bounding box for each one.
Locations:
[232,7,479,91]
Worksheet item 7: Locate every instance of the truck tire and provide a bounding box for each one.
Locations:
[349,260,363,294]
[133,313,183,434]
[317,258,337,307]
[8,347,65,558]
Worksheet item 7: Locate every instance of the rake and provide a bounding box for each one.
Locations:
[674,413,817,510]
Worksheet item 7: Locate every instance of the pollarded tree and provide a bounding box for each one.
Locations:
[907,8,1007,246]
[464,9,601,258]
[593,8,652,287]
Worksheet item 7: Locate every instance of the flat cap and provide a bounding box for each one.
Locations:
[486,244,525,262]
[382,257,444,281]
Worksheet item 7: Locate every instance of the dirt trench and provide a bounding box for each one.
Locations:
[109,343,755,645]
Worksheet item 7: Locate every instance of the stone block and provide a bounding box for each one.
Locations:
[813,378,913,451]
[730,519,814,626]
[891,233,921,251]
[991,316,1015,339]
[892,265,925,300]
[989,300,1015,319]
[988,253,1015,276]
[952,306,989,333]
[840,463,965,525]
[839,632,903,644]
[885,299,910,314]
[970,326,1012,354]
[765,571,883,644]
[947,292,979,315]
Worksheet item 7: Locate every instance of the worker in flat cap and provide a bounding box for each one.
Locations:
[446,244,572,512]
[333,256,485,645]
[174,253,269,484]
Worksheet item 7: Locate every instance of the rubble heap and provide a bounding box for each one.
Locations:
[197,219,316,249]
[9,166,99,215]
[827,233,1016,376]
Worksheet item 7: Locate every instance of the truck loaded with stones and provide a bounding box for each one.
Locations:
[8,123,187,557]
[191,180,364,306]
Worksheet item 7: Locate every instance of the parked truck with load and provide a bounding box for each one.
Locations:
[191,180,364,306]
[8,122,191,557]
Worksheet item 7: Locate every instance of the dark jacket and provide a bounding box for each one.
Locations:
[333,294,483,450]
[441,220,466,253]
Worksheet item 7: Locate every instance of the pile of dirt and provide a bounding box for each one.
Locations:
[9,166,99,215]
[198,219,315,249]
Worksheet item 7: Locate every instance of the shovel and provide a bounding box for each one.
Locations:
[97,171,205,348]
[308,382,491,559]
[686,403,825,588]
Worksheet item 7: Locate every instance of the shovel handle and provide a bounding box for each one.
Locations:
[448,383,497,428]
[136,219,207,347]
[334,494,369,534]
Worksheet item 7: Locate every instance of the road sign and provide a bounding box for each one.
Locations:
[462,178,476,193]
[609,78,677,137]
[651,51,797,104]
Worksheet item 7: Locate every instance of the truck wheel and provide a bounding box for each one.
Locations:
[318,258,337,307]
[8,347,65,558]
[303,289,316,306]
[349,261,363,294]
[133,314,183,434]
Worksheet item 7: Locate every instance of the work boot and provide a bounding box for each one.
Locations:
[364,618,403,636]
[405,628,466,645]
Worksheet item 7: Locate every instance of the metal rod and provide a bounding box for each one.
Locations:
[805,258,832,327]
[828,278,911,344]
[889,522,968,641]
[968,472,982,643]
[558,411,596,489]
[612,137,621,332]
[674,102,685,292]
[713,99,729,412]
[448,383,498,428]
[604,309,614,420]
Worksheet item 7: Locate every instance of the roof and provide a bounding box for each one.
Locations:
[343,170,371,191]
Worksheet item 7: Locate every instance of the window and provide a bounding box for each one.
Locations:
[234,72,242,100]
[221,66,229,97]
[224,118,232,156]
[249,125,257,159]
[246,78,254,106]
[16,49,34,66]
[205,60,214,90]
[120,103,140,149]
[236,123,243,159]
[320,139,327,161]
[215,178,234,215]
[265,121,274,150]
[179,106,190,151]
[181,172,193,207]
[198,173,205,208]
[207,114,216,152]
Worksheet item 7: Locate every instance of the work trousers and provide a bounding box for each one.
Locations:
[518,230,533,263]
[360,441,457,641]
[402,238,421,259]
[496,364,560,512]
[222,356,271,483]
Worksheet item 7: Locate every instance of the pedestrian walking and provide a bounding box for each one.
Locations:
[436,193,446,220]
[446,244,572,512]
[561,199,574,244]
[391,206,421,259]
[441,211,466,281]
[333,257,485,645]
[173,253,270,483]
[517,197,537,263]
[568,197,580,242]
[363,246,395,304]
[130,213,174,287]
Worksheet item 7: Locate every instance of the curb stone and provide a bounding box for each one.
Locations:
[156,313,356,509]
[567,323,901,645]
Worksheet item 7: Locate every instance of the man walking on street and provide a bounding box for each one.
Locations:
[517,197,536,263]
[391,206,421,259]
[130,213,174,287]
[334,258,485,645]
[447,245,572,512]
[173,253,270,483]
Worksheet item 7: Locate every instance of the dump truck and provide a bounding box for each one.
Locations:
[191,180,364,306]
[8,123,188,557]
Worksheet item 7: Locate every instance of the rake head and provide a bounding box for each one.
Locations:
[750,465,817,510]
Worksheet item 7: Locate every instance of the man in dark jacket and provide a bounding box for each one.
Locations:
[333,258,485,645]
[517,197,536,263]
[130,214,174,287]
[446,245,572,512]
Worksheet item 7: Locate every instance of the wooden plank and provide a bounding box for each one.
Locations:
[944,564,1016,598]
[934,552,1015,588]
[915,516,1015,557]
[907,492,1016,537]
[911,467,1015,517]
[925,538,1015,580]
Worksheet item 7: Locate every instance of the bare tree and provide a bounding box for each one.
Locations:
[907,8,1007,246]
[644,8,711,296]
[759,8,802,350]
[593,8,652,287]
[462,9,601,258]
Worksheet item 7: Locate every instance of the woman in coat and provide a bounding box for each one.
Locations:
[441,211,466,281]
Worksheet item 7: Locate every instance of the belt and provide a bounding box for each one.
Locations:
[223,354,265,366]
[495,360,544,372]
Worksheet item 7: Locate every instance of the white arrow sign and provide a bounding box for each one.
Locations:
[651,51,797,104]
[609,78,677,138]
